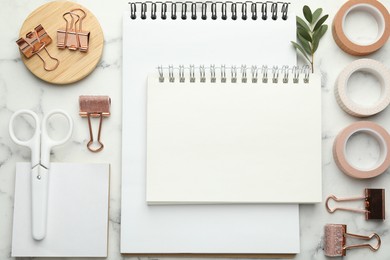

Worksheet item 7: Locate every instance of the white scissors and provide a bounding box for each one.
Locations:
[9,109,73,240]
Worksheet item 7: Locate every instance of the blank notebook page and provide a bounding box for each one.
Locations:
[147,74,322,204]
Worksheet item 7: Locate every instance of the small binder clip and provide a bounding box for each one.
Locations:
[326,189,385,220]
[16,24,59,71]
[79,96,111,152]
[324,224,381,257]
[57,9,90,52]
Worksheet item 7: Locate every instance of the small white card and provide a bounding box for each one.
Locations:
[12,163,110,257]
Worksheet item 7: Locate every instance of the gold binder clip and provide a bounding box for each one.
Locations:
[326,189,385,220]
[79,96,111,152]
[16,24,59,71]
[324,224,381,257]
[57,9,90,52]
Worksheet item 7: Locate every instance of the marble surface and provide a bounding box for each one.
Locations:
[0,0,390,259]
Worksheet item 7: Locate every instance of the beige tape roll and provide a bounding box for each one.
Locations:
[333,0,390,56]
[335,59,390,117]
[333,121,390,179]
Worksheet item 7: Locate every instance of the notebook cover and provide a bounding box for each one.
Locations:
[121,7,300,254]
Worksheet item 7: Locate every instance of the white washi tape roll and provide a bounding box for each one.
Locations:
[333,121,390,179]
[335,59,390,117]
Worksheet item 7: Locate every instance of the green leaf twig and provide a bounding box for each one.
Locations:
[291,6,328,73]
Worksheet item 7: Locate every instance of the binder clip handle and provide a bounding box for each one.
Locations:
[325,194,366,214]
[86,112,104,152]
[62,12,81,50]
[326,189,385,220]
[70,8,86,32]
[33,42,59,71]
[344,232,381,252]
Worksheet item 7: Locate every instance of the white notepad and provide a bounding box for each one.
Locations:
[122,1,301,254]
[12,163,110,258]
[147,72,322,204]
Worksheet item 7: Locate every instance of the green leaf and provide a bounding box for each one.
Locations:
[298,28,312,42]
[303,5,312,23]
[291,41,310,61]
[297,34,312,55]
[312,8,323,24]
[314,14,329,31]
[312,37,320,53]
[312,25,328,53]
[313,24,328,42]
[297,16,310,32]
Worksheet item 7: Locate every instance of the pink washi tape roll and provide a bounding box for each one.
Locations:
[333,121,390,179]
[332,0,390,56]
[335,59,390,117]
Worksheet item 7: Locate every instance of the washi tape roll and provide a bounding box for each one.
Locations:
[333,0,390,56]
[333,121,390,179]
[335,59,390,117]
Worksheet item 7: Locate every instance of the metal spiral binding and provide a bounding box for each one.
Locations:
[221,65,226,83]
[168,65,174,82]
[129,1,290,20]
[241,65,247,83]
[270,3,277,20]
[281,3,288,20]
[182,3,187,19]
[282,65,289,83]
[190,65,195,82]
[162,2,167,19]
[179,65,185,82]
[262,65,268,83]
[231,66,237,83]
[157,65,311,84]
[251,66,258,83]
[210,65,216,82]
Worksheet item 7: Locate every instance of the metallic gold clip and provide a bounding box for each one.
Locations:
[326,189,385,220]
[79,96,111,152]
[324,224,381,257]
[16,24,59,71]
[57,9,90,52]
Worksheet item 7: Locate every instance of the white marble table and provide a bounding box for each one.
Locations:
[0,0,390,259]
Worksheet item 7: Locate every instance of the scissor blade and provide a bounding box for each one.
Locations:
[31,166,49,240]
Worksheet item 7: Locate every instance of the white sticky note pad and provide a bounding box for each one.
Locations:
[12,163,110,257]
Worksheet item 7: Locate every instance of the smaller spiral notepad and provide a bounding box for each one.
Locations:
[147,65,322,204]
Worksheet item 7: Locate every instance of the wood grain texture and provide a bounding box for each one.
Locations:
[19,1,104,85]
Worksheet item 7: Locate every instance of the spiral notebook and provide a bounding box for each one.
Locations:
[147,66,321,204]
[122,1,302,255]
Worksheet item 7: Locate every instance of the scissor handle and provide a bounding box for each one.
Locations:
[9,109,40,146]
[40,110,73,167]
[41,109,73,146]
[9,110,41,166]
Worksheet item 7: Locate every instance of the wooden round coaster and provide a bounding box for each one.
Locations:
[19,1,104,85]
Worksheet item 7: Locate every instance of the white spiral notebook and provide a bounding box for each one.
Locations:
[147,66,321,204]
[122,1,304,255]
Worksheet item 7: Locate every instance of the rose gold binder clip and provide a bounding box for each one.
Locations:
[79,96,111,152]
[16,24,59,71]
[326,189,385,220]
[57,9,90,52]
[324,224,381,257]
